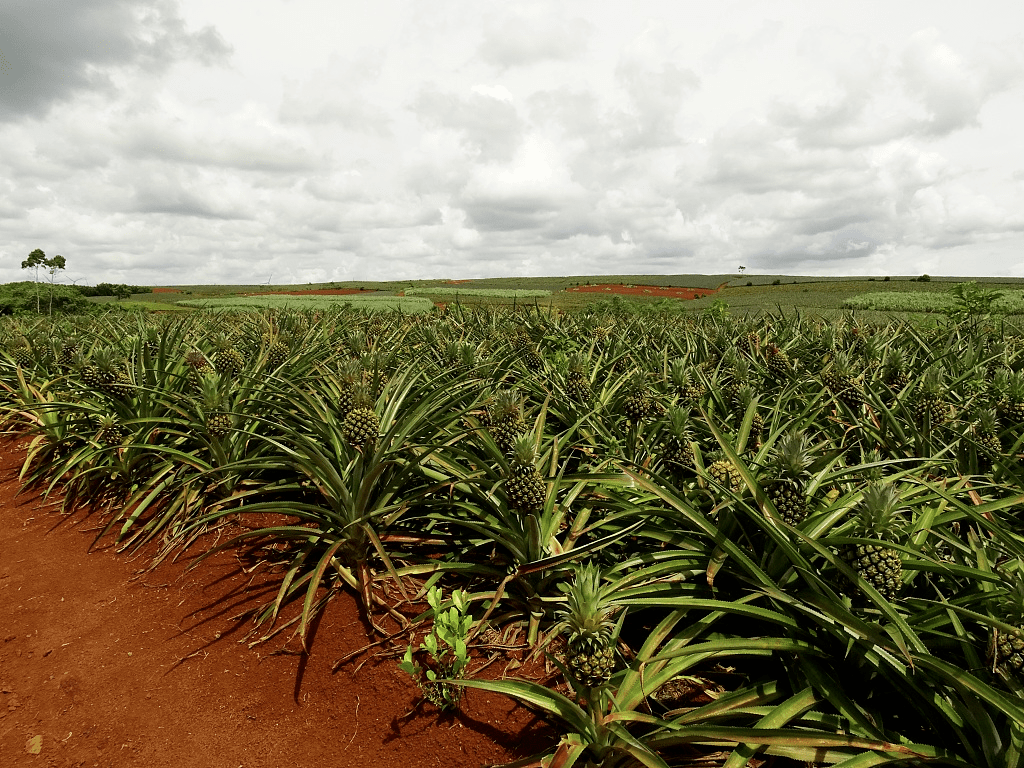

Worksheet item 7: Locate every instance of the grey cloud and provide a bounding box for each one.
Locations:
[130,169,252,220]
[477,7,592,70]
[0,0,231,123]
[278,52,393,135]
[412,86,523,162]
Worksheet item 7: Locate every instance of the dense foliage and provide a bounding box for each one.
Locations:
[0,281,92,315]
[3,304,1024,766]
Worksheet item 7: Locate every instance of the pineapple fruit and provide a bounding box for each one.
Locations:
[991,578,1024,682]
[342,384,379,448]
[766,429,815,526]
[487,389,527,455]
[504,435,546,513]
[564,352,592,404]
[200,375,232,439]
[556,562,617,689]
[841,482,906,602]
[658,407,695,473]
[822,351,864,406]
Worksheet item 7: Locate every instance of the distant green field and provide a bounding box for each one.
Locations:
[404,287,551,298]
[843,290,1024,314]
[176,295,434,313]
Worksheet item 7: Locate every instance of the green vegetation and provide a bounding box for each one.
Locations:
[843,288,1024,314]
[4,302,1024,766]
[404,286,551,298]
[0,281,92,315]
[175,294,434,313]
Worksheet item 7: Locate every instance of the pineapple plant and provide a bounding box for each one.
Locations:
[669,358,705,403]
[706,450,743,494]
[336,359,362,418]
[82,348,131,398]
[991,578,1024,682]
[214,334,244,377]
[996,370,1024,424]
[764,343,792,380]
[556,562,618,689]
[973,408,1002,462]
[912,367,948,426]
[766,429,815,526]
[504,435,546,513]
[822,351,864,406]
[658,407,695,472]
[184,348,211,389]
[200,375,232,439]
[882,348,911,393]
[8,336,33,368]
[841,482,906,603]
[487,389,527,455]
[95,413,128,445]
[265,334,290,370]
[621,374,655,423]
[342,384,379,448]
[733,384,763,441]
[564,352,592,404]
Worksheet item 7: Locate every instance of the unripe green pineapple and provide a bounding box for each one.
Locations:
[973,408,1002,461]
[556,562,617,689]
[199,375,232,439]
[342,385,379,448]
[766,430,815,526]
[184,348,211,389]
[882,349,911,394]
[669,358,706,402]
[564,352,592,404]
[822,351,864,405]
[82,348,131,398]
[336,359,361,418]
[214,334,244,377]
[95,414,128,445]
[913,367,948,426]
[659,407,695,472]
[997,370,1024,424]
[504,435,546,513]
[841,482,906,602]
[487,389,526,455]
[991,578,1024,681]
[265,334,290,370]
[765,344,792,379]
[621,374,660,423]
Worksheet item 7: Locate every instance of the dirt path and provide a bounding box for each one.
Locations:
[0,441,551,767]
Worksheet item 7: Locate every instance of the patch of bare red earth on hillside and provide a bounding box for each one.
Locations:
[0,441,554,768]
[568,284,717,299]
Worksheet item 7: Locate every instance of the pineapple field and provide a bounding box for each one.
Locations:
[4,301,1024,767]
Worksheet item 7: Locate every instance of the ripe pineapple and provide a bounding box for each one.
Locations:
[342,384,379,448]
[841,482,906,602]
[659,407,695,472]
[487,389,527,455]
[706,450,743,494]
[766,430,815,526]
[504,435,546,513]
[556,562,617,689]
[822,351,864,406]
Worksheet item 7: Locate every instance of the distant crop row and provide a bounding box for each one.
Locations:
[403,287,551,298]
[843,289,1024,314]
[176,295,435,313]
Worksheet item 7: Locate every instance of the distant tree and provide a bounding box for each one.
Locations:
[20,249,46,313]
[21,249,67,314]
[114,284,132,301]
[738,266,746,274]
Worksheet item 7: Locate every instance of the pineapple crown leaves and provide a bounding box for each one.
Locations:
[510,433,539,468]
[555,562,620,644]
[198,373,228,410]
[491,388,524,422]
[666,406,692,437]
[769,429,815,480]
[850,481,908,539]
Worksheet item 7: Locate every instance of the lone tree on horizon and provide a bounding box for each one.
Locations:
[21,249,67,315]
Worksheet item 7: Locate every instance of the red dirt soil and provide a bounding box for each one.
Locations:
[0,441,554,768]
[567,284,717,299]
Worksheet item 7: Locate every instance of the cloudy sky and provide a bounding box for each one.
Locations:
[1,0,1023,286]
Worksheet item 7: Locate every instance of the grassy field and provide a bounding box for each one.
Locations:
[83,274,1024,322]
